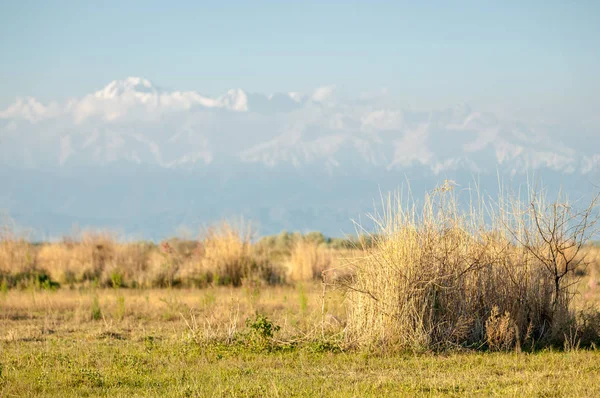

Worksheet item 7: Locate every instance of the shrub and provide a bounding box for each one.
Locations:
[0,219,60,289]
[91,295,102,320]
[37,231,117,285]
[0,221,37,278]
[485,306,517,351]
[245,313,281,351]
[286,239,337,282]
[199,221,257,286]
[343,181,600,351]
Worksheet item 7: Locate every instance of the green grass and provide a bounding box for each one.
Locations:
[2,338,600,397]
[1,285,600,397]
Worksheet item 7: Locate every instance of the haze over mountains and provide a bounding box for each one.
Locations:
[1,77,599,239]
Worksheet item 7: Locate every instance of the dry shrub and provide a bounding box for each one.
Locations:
[143,239,205,288]
[575,307,600,346]
[37,232,117,285]
[200,221,256,286]
[37,232,193,288]
[577,245,600,293]
[485,306,516,351]
[106,242,155,288]
[287,239,335,282]
[0,226,36,275]
[0,220,41,287]
[7,221,289,288]
[343,181,600,351]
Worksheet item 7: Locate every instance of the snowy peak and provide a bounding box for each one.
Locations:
[92,77,249,112]
[217,88,248,112]
[0,78,319,124]
[94,77,157,99]
[0,78,255,124]
[1,78,598,176]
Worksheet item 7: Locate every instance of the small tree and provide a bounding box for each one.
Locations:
[505,186,600,317]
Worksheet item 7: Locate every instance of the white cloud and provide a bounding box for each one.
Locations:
[311,85,335,102]
[0,97,61,123]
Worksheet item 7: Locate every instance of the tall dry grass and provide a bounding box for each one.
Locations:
[198,221,257,286]
[287,240,331,282]
[37,232,118,285]
[343,181,600,351]
[2,220,347,289]
[0,221,39,287]
[285,238,358,283]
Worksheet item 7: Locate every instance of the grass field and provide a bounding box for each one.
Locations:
[1,282,600,397]
[3,338,600,397]
[3,186,600,396]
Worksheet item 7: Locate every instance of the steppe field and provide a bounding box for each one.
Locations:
[3,1,600,397]
[2,187,600,397]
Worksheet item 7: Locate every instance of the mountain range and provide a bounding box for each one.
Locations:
[1,77,599,239]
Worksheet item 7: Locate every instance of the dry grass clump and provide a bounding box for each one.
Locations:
[254,231,358,283]
[37,232,118,286]
[1,220,296,289]
[37,234,204,289]
[0,222,40,288]
[343,181,600,351]
[0,228,34,274]
[577,245,600,296]
[199,221,258,286]
[107,241,155,287]
[286,240,335,282]
[485,306,517,351]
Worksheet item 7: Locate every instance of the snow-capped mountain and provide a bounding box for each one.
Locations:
[1,77,596,174]
[1,78,598,238]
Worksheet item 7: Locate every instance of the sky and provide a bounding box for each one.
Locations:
[1,1,599,120]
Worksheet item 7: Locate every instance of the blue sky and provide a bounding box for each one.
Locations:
[1,0,599,117]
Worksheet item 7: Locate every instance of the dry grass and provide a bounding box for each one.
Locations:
[37,232,118,286]
[2,186,600,396]
[2,183,600,354]
[0,236,36,277]
[199,221,256,286]
[286,240,337,282]
[1,221,353,290]
[576,244,600,307]
[0,283,345,345]
[1,284,600,397]
[343,182,600,351]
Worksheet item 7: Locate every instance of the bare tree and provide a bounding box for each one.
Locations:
[507,186,600,312]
